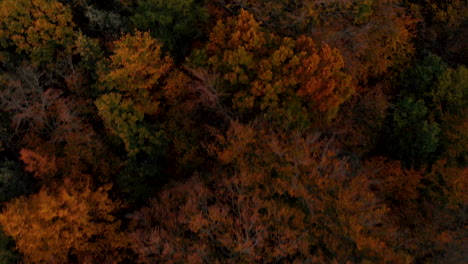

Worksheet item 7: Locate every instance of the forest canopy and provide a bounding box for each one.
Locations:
[0,0,466,263]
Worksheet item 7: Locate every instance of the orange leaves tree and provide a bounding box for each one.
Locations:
[210,1,416,84]
[191,10,354,130]
[314,1,416,83]
[0,182,128,263]
[128,121,409,263]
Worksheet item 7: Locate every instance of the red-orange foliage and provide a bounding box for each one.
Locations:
[129,121,410,263]
[361,157,468,263]
[19,148,57,178]
[362,158,422,223]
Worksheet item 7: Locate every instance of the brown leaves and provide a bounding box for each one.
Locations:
[311,1,417,83]
[128,121,408,263]
[0,65,115,181]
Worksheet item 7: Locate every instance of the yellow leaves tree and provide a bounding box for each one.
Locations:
[99,31,173,94]
[0,0,76,65]
[96,31,172,157]
[0,181,127,263]
[95,31,181,202]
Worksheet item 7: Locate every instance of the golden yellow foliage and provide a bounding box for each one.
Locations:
[0,182,127,263]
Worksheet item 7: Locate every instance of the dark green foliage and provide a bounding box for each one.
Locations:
[0,160,30,203]
[400,54,448,99]
[435,66,468,166]
[394,54,468,167]
[274,96,311,131]
[131,0,208,59]
[0,228,20,264]
[391,97,440,168]
[117,155,166,205]
[0,159,27,263]
[431,65,468,116]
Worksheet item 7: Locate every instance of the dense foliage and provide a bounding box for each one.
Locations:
[0,0,466,263]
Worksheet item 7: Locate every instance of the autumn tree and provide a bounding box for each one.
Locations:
[0,0,76,66]
[362,158,422,227]
[96,31,171,157]
[95,31,178,201]
[275,0,416,157]
[96,29,232,199]
[0,181,128,263]
[191,10,354,129]
[211,1,416,84]
[309,0,416,83]
[362,156,467,263]
[128,121,409,263]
